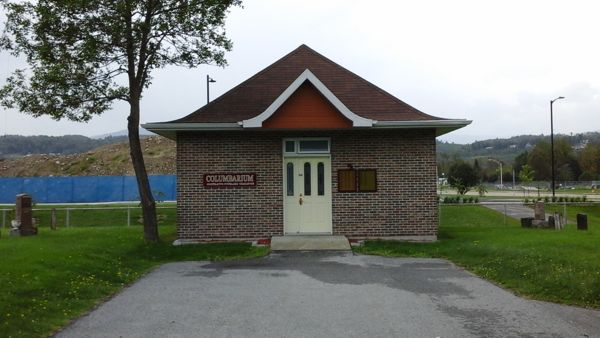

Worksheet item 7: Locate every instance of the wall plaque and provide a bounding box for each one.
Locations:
[203,173,257,187]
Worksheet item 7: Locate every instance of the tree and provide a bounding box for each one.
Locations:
[447,160,477,195]
[518,164,535,183]
[513,151,528,176]
[527,141,551,180]
[518,164,535,196]
[0,0,241,242]
[473,158,482,181]
[579,142,600,180]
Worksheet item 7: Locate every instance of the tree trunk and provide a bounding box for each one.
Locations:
[128,99,159,242]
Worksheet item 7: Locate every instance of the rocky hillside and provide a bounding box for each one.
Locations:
[0,136,176,177]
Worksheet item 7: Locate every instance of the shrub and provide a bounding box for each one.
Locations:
[544,197,550,203]
[448,161,478,195]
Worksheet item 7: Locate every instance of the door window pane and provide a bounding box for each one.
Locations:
[299,140,329,153]
[317,162,325,196]
[286,162,294,196]
[304,162,311,196]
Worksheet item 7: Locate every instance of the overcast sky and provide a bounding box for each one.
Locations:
[1,0,599,143]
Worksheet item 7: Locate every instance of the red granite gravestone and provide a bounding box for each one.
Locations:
[15,194,37,236]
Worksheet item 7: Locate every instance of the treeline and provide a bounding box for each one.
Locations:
[515,138,600,181]
[437,131,600,164]
[439,137,600,186]
[0,135,127,158]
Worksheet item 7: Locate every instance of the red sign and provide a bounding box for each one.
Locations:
[203,173,257,187]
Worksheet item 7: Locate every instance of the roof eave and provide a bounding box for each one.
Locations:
[142,119,471,139]
[141,122,242,140]
[373,119,472,136]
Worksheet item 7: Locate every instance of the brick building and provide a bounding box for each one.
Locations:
[143,45,470,243]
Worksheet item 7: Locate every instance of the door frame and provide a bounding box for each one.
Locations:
[282,138,332,235]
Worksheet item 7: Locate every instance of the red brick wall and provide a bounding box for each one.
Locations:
[176,129,437,240]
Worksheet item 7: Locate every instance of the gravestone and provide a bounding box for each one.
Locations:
[14,194,37,236]
[531,201,552,228]
[534,202,545,220]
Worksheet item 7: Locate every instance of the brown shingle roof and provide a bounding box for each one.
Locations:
[173,45,444,123]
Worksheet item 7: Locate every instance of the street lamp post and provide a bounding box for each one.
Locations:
[488,158,503,188]
[550,96,565,198]
[206,75,216,104]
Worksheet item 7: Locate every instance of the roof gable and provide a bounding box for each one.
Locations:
[262,81,352,129]
[244,69,371,128]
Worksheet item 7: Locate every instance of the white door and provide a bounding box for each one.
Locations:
[283,157,332,234]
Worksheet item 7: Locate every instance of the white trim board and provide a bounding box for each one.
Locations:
[241,69,374,128]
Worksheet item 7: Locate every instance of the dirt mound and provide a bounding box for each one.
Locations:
[0,136,176,177]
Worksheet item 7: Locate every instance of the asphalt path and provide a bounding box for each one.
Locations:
[56,252,600,337]
[482,203,541,220]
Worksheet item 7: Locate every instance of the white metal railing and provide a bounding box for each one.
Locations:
[0,206,175,228]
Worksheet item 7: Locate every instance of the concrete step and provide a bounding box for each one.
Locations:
[270,235,351,251]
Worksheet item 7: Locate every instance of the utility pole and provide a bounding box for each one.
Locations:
[550,96,565,198]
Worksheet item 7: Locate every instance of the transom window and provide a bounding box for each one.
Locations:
[283,138,330,154]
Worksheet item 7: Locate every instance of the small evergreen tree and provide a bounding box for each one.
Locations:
[448,160,478,195]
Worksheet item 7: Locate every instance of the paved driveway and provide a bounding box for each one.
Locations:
[56,252,600,337]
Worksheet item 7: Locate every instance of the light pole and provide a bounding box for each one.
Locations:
[206,75,216,104]
[550,96,565,198]
[488,158,503,188]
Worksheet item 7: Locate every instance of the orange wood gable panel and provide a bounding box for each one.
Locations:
[263,82,352,128]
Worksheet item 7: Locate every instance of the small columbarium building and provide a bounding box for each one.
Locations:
[144,45,470,243]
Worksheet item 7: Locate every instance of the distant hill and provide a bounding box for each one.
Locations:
[92,127,154,139]
[0,136,175,177]
[0,134,127,159]
[437,131,600,164]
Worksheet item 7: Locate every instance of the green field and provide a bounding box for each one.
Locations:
[356,205,600,309]
[2,203,600,337]
[0,225,268,338]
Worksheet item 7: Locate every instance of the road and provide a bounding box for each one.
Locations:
[56,252,600,338]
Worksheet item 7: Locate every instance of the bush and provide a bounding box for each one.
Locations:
[583,195,587,202]
[448,161,478,195]
[524,198,530,204]
[544,197,550,203]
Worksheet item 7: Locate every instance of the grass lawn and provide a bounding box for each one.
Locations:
[0,225,268,338]
[355,205,600,309]
[545,204,600,226]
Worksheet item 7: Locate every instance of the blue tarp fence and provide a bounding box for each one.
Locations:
[0,175,176,203]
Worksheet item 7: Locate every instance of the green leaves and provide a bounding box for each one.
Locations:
[448,160,478,195]
[0,0,242,119]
